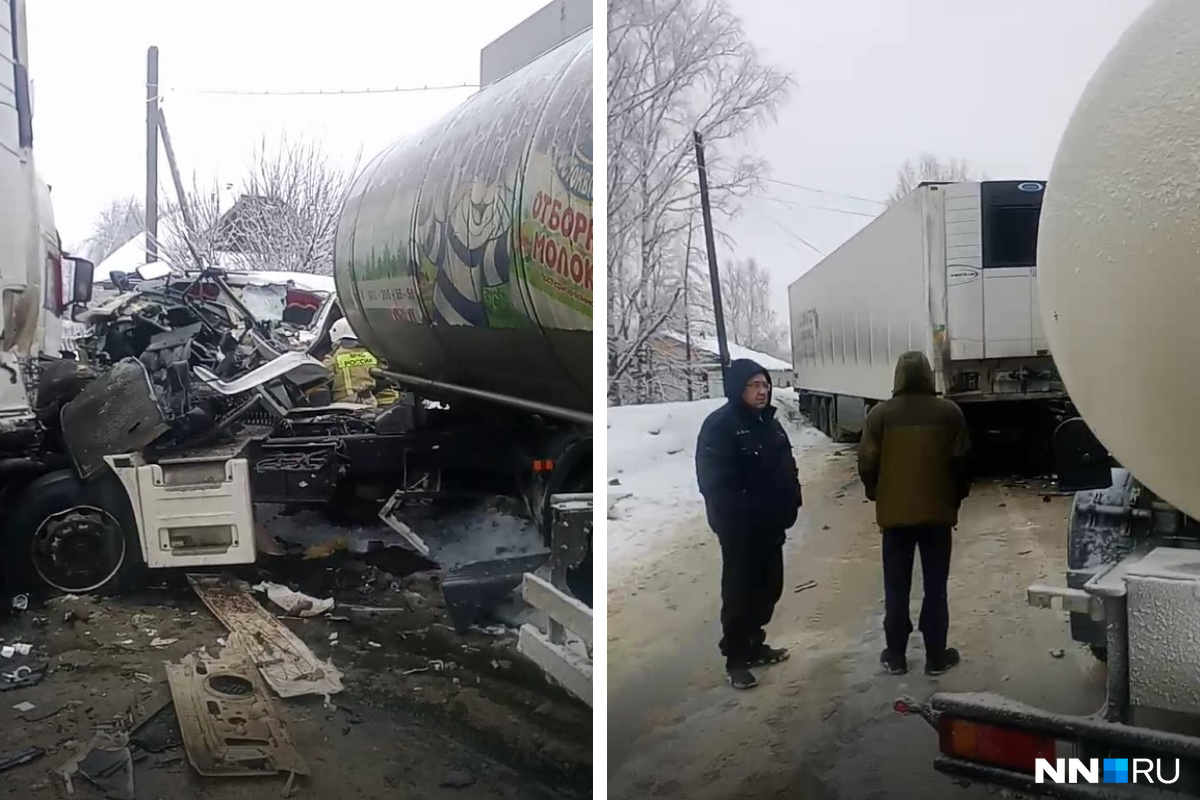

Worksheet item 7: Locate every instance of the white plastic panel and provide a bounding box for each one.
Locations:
[943,183,984,360]
[134,458,257,569]
[982,267,1036,358]
[1127,569,1200,716]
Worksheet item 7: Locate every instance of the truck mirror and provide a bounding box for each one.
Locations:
[64,256,94,306]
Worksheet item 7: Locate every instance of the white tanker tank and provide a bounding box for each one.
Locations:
[1038,0,1200,522]
[333,32,592,419]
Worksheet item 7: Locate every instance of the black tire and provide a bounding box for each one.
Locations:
[1,469,146,597]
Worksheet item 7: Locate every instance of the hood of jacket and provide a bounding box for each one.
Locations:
[892,350,936,396]
[725,358,771,405]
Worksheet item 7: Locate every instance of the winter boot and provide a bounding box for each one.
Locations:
[726,665,758,690]
[880,648,908,676]
[925,647,961,676]
[749,644,790,667]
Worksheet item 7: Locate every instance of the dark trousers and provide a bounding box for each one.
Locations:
[718,534,784,667]
[881,524,952,657]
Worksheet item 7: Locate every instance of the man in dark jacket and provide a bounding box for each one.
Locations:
[696,358,803,690]
[858,351,971,677]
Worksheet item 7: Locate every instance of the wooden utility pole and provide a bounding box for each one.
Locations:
[145,46,159,263]
[157,109,204,269]
[693,131,730,387]
[683,217,694,402]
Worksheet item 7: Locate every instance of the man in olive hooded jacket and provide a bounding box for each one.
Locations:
[858,351,971,677]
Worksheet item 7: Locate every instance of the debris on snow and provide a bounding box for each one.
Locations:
[253,581,335,618]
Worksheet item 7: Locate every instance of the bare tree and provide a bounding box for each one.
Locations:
[156,135,360,275]
[720,257,787,356]
[607,0,791,404]
[83,196,145,264]
[886,154,985,206]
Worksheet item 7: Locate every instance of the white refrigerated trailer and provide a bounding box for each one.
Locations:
[787,180,1071,459]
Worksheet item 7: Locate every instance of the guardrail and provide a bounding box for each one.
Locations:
[517,493,593,706]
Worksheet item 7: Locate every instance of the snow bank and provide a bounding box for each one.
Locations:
[607,395,823,575]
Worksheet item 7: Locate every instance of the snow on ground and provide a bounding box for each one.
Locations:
[607,393,823,575]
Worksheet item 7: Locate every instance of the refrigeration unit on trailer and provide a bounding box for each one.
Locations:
[787,179,1069,449]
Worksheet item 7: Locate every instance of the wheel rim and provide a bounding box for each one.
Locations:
[31,506,126,593]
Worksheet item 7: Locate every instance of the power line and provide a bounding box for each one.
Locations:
[759,213,825,257]
[759,194,878,219]
[167,82,479,97]
[765,177,887,207]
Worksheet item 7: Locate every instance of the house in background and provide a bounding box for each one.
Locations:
[637,330,792,403]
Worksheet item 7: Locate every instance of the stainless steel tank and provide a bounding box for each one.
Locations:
[1038,0,1200,519]
[334,32,592,416]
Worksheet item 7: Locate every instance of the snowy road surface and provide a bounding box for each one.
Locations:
[607,398,1106,799]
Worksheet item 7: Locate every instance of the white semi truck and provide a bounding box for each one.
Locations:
[896,0,1200,793]
[1,0,94,434]
[787,180,1072,465]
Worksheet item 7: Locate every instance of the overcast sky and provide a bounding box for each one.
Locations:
[720,0,1154,318]
[26,0,548,250]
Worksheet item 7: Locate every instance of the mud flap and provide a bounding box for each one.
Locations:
[440,553,549,632]
[1053,417,1111,493]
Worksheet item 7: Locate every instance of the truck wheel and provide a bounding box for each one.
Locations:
[1,469,146,597]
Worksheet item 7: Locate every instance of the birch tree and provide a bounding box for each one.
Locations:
[720,257,786,356]
[607,0,791,404]
[83,196,145,264]
[156,135,359,276]
[886,154,984,206]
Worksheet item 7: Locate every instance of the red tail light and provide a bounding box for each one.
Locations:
[937,718,1056,774]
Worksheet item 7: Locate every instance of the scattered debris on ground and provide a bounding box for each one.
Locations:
[0,558,591,799]
[189,574,344,698]
[166,637,308,778]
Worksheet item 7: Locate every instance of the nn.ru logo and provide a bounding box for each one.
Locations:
[1035,758,1179,785]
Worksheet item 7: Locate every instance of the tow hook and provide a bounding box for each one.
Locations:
[894,696,937,727]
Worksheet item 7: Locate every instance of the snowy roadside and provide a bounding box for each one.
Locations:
[607,391,825,578]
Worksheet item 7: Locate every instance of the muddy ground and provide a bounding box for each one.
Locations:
[608,431,1107,800]
[0,554,591,799]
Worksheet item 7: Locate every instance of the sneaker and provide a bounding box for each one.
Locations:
[925,648,961,676]
[727,666,758,690]
[749,644,790,667]
[880,649,908,675]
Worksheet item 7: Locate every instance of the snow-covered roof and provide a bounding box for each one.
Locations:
[658,330,792,372]
[93,234,257,283]
[217,270,336,294]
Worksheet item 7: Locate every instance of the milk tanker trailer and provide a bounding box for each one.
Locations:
[327,29,595,701]
[894,0,1200,791]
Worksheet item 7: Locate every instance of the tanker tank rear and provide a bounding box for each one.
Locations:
[1037,0,1200,521]
[333,33,593,416]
